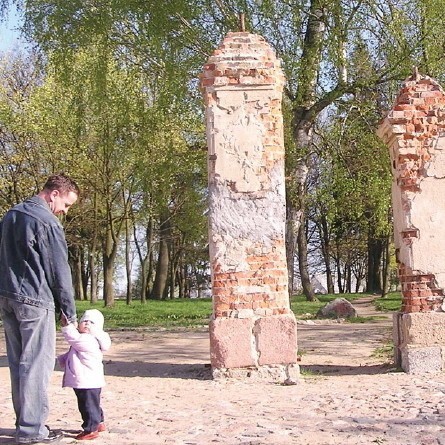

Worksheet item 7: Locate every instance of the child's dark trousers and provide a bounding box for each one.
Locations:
[74,388,104,433]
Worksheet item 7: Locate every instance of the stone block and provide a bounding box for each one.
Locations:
[399,312,445,346]
[254,314,298,365]
[212,362,300,383]
[401,346,444,374]
[209,317,255,369]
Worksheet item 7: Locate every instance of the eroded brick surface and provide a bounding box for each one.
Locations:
[378,73,445,313]
[379,72,445,373]
[201,32,298,377]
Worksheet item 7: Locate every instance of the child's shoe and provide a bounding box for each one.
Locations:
[75,431,99,440]
[97,423,106,432]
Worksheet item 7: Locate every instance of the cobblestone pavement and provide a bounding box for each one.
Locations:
[1,298,445,445]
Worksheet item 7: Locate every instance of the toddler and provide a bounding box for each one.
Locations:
[59,309,111,440]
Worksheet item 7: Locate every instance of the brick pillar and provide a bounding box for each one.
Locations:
[378,71,445,374]
[200,32,299,381]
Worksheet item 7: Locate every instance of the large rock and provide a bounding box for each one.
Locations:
[317,298,357,319]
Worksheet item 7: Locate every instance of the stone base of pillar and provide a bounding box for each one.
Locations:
[209,313,299,382]
[393,312,445,374]
[212,363,300,382]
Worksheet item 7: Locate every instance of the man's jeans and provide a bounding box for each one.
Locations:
[0,297,56,443]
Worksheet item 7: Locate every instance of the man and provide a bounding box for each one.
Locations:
[0,174,79,444]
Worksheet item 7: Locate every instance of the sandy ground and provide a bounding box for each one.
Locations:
[1,296,445,445]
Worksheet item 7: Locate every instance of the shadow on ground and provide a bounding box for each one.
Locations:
[104,360,212,380]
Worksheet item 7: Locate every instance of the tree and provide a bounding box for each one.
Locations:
[220,0,435,298]
[0,50,45,210]
[4,0,445,301]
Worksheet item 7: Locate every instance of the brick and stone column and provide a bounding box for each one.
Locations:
[378,70,445,374]
[200,32,299,381]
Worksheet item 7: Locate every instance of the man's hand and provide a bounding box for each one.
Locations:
[60,312,78,328]
[60,313,68,327]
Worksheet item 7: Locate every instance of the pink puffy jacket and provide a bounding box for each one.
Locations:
[58,324,111,389]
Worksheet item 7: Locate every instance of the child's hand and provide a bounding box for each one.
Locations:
[88,323,100,337]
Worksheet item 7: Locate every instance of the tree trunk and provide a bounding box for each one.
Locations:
[335,242,344,293]
[146,247,154,298]
[103,256,114,306]
[168,238,176,300]
[74,256,85,300]
[103,226,117,306]
[345,263,352,293]
[185,265,192,298]
[285,203,300,296]
[319,213,335,294]
[297,215,316,301]
[326,265,334,294]
[125,214,132,305]
[89,249,98,303]
[177,265,185,298]
[89,193,99,303]
[70,246,85,301]
[81,248,89,299]
[287,0,326,300]
[151,212,170,300]
[133,217,154,304]
[139,257,149,303]
[367,237,383,293]
[381,235,391,297]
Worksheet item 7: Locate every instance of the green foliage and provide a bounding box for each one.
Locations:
[309,81,393,293]
[317,100,392,240]
[0,51,51,211]
[408,0,445,81]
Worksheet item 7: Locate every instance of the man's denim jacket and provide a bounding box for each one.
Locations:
[0,196,77,322]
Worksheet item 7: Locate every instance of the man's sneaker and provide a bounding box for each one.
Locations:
[18,429,64,444]
[41,430,63,443]
[75,431,99,440]
[97,423,106,433]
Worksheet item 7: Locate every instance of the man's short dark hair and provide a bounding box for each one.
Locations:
[43,174,80,196]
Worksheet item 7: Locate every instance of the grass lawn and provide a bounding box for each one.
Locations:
[74,292,403,330]
[75,298,213,329]
[291,292,402,323]
[373,292,403,312]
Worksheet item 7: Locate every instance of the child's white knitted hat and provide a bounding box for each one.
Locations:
[80,309,104,331]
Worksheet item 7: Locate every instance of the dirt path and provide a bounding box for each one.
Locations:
[1,296,445,445]
[297,295,394,375]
